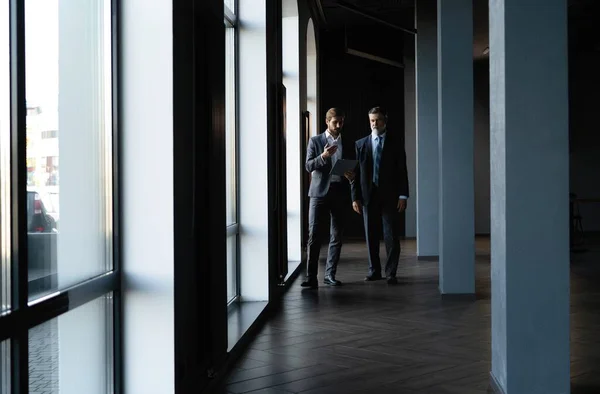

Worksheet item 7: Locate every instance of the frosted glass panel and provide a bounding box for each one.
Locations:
[25,0,113,301]
[0,341,8,394]
[29,295,113,394]
[227,234,237,302]
[0,0,10,313]
[225,26,237,227]
[225,24,238,302]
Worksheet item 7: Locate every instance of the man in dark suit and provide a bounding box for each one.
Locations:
[302,108,356,288]
[351,107,409,284]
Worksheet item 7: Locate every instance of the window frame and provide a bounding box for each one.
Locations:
[1,0,123,392]
[224,3,236,27]
[224,0,240,305]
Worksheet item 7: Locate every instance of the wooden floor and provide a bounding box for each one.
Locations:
[218,236,600,394]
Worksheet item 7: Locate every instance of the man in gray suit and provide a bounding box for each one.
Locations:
[301,108,355,288]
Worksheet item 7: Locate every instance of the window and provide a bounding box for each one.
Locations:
[225,0,239,303]
[282,0,301,265]
[28,294,113,394]
[306,18,318,139]
[0,0,10,315]
[41,130,58,139]
[0,341,8,394]
[25,0,114,301]
[1,0,120,392]
[225,21,236,228]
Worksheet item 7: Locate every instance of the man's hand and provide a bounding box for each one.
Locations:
[397,199,407,213]
[344,170,355,182]
[320,143,338,160]
[352,200,362,215]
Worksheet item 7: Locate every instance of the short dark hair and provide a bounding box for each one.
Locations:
[326,107,345,121]
[368,106,387,119]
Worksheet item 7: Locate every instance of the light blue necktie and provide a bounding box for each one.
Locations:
[373,136,383,186]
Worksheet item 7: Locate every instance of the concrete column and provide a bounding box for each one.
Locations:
[437,0,474,295]
[489,1,570,393]
[415,0,438,258]
[122,0,175,389]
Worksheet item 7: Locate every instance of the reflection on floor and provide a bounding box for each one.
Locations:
[218,236,600,394]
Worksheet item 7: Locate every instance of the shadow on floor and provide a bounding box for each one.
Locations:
[217,237,600,394]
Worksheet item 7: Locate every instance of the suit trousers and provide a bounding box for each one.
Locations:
[362,185,401,278]
[306,182,346,279]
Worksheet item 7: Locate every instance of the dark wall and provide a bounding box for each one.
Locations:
[569,51,600,231]
[474,59,491,235]
[319,28,405,238]
[173,0,227,391]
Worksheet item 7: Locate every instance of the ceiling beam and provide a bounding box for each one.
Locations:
[335,0,417,35]
[345,47,405,68]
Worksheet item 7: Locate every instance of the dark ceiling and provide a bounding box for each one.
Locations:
[316,0,600,60]
[320,0,414,31]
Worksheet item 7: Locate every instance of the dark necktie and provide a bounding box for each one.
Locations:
[373,136,383,186]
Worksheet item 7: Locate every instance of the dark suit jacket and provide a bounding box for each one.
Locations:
[351,131,409,206]
[305,132,355,198]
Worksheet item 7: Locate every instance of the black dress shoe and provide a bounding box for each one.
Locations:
[364,273,383,281]
[324,277,342,286]
[386,276,398,285]
[301,279,318,288]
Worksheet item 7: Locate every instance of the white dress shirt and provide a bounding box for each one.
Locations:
[371,129,407,200]
[326,130,342,183]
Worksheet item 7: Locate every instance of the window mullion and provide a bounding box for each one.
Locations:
[224,6,236,27]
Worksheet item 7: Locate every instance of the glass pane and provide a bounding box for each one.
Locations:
[29,294,113,394]
[25,0,114,301]
[225,26,236,227]
[0,0,10,313]
[227,234,237,302]
[0,341,9,394]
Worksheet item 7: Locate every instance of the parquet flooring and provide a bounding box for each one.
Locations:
[217,236,600,394]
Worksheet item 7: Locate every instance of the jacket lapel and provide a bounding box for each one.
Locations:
[365,135,373,182]
[381,132,398,171]
[320,133,332,170]
[320,132,328,150]
[380,132,389,165]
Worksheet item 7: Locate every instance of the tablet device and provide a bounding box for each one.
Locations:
[330,159,358,176]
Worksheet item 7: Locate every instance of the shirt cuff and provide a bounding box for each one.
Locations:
[399,195,408,200]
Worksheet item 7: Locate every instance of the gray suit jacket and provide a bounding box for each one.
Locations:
[305,132,355,198]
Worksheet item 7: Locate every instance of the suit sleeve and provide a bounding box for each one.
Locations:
[351,142,362,203]
[305,137,328,173]
[398,138,410,198]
